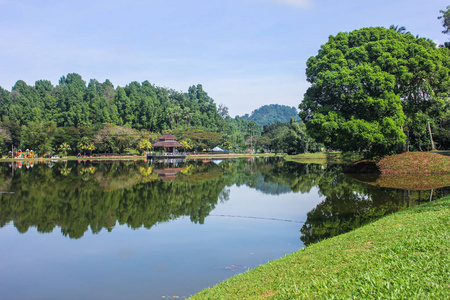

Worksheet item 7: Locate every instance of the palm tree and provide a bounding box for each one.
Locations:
[77,137,90,156]
[87,143,96,156]
[58,142,71,156]
[166,107,175,129]
[389,25,410,34]
[247,121,258,152]
[183,107,192,129]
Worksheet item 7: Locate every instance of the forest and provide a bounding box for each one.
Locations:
[0,74,318,156]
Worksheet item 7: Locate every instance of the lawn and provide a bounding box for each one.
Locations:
[284,152,363,164]
[190,196,450,299]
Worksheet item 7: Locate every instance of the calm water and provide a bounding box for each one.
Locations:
[0,158,448,299]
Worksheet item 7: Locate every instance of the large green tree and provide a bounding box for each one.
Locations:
[300,27,450,156]
[21,121,57,155]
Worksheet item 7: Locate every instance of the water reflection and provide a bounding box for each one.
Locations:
[0,158,449,244]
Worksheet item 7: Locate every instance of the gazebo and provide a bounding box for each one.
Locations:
[152,133,184,156]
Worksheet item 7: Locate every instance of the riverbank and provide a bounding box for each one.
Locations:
[0,153,282,162]
[190,196,450,299]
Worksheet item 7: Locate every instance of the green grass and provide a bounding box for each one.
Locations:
[284,152,363,164]
[190,196,450,299]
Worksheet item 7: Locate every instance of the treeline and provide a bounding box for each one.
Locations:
[1,74,222,131]
[0,73,321,156]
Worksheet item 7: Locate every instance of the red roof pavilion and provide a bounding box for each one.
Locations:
[153,133,182,154]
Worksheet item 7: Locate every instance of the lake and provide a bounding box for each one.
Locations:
[0,158,448,299]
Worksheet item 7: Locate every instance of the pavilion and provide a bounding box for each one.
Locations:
[149,133,185,160]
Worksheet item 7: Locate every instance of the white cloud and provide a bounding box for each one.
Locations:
[270,0,314,9]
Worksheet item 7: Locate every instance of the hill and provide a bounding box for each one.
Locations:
[242,104,299,126]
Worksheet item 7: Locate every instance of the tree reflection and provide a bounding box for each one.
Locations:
[0,159,448,241]
[299,169,450,246]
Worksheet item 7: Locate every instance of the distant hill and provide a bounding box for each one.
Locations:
[242,104,299,126]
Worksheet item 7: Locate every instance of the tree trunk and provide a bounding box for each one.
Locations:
[405,130,410,152]
[427,121,436,150]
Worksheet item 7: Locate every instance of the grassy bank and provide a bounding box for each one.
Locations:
[284,152,363,164]
[191,196,450,299]
[345,152,450,175]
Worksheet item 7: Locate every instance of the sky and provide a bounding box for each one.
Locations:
[0,0,448,116]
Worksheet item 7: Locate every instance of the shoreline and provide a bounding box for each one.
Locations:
[190,196,450,299]
[0,153,283,162]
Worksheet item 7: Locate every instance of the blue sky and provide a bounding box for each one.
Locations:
[0,0,448,116]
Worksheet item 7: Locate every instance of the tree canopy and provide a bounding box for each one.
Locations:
[299,26,450,156]
[0,75,270,155]
[242,104,299,126]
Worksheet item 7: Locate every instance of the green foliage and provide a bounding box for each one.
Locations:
[0,125,11,155]
[300,27,450,156]
[260,120,321,154]
[173,128,221,151]
[0,73,325,155]
[21,121,57,155]
[93,125,138,154]
[439,5,450,35]
[58,142,71,156]
[138,138,152,154]
[242,104,299,126]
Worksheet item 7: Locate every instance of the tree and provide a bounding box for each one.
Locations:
[138,138,152,155]
[242,104,299,126]
[58,142,71,156]
[389,25,410,34]
[22,121,57,156]
[180,139,193,152]
[87,143,96,156]
[439,5,450,35]
[94,125,138,154]
[77,136,91,156]
[217,104,229,119]
[0,126,11,155]
[247,121,258,152]
[173,128,221,151]
[183,107,192,129]
[300,27,450,157]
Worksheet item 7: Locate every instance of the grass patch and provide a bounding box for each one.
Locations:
[284,152,363,164]
[190,196,450,299]
[378,152,450,174]
[345,152,450,175]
